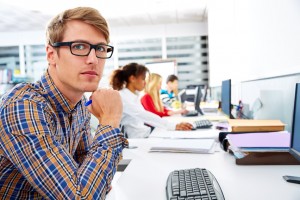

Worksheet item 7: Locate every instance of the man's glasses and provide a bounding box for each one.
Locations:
[51,41,114,59]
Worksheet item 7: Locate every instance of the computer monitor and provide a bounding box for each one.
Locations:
[202,85,208,102]
[185,85,197,102]
[194,85,204,115]
[180,85,205,115]
[177,89,187,104]
[221,79,233,118]
[290,83,300,162]
[283,83,300,184]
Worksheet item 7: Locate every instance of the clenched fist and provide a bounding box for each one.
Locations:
[87,88,123,128]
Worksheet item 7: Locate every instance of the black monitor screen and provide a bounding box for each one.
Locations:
[291,83,300,161]
[202,85,208,102]
[221,79,232,118]
[194,85,204,115]
[178,89,187,103]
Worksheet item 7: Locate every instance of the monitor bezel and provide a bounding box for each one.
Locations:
[289,83,300,162]
[194,85,204,115]
[221,79,232,118]
[177,89,186,104]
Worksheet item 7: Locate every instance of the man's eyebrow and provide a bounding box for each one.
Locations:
[70,40,88,43]
[71,40,108,45]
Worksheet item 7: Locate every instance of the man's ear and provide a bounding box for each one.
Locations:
[46,44,56,65]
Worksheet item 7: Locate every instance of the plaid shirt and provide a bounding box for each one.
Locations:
[0,71,128,199]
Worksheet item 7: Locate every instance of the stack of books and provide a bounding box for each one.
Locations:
[227,131,290,152]
[227,119,285,132]
[221,119,299,165]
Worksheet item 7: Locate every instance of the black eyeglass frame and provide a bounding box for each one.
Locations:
[51,41,114,59]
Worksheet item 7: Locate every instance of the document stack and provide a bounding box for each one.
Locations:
[220,119,299,165]
[227,119,285,132]
[149,139,216,154]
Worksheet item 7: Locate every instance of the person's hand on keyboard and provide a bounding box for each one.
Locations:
[175,122,193,130]
[168,108,189,115]
[179,109,189,115]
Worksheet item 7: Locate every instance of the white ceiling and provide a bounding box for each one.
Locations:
[0,0,207,32]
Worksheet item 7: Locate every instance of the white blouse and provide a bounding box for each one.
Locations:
[119,88,176,138]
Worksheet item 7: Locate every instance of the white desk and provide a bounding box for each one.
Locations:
[162,113,228,124]
[107,137,300,200]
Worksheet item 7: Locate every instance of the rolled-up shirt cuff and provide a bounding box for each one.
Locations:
[166,121,177,130]
[93,125,129,149]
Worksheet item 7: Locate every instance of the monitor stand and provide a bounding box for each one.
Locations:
[283,175,300,184]
[195,106,204,115]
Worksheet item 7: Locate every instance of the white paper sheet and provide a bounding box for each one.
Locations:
[149,138,215,154]
[149,127,219,140]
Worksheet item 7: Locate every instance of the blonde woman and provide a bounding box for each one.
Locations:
[141,73,187,117]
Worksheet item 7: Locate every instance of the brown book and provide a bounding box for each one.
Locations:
[228,119,285,132]
[235,151,300,165]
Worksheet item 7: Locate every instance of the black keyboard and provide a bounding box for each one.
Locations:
[166,168,225,200]
[193,119,213,129]
[183,110,199,117]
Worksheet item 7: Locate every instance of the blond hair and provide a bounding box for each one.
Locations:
[145,73,164,112]
[46,7,110,45]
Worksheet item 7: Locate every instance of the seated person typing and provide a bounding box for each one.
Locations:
[160,74,179,108]
[110,63,193,138]
[141,73,188,117]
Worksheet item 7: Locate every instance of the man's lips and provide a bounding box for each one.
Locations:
[81,71,98,76]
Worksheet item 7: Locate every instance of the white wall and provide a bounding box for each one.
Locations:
[208,0,300,87]
[208,0,300,131]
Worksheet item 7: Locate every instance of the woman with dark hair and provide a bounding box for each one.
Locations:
[110,63,193,138]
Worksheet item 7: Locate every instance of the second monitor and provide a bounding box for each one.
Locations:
[180,85,206,116]
[194,85,204,115]
[221,79,234,119]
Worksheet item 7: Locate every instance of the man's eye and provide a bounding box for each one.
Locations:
[73,44,86,50]
[96,45,106,52]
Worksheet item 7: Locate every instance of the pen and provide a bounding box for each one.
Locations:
[85,100,92,106]
[127,146,138,149]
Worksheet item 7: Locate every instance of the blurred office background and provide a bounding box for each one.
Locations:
[0,0,300,131]
[0,0,209,91]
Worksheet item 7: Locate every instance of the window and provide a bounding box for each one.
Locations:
[166,36,209,90]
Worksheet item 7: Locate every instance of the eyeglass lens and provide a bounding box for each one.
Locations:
[71,42,113,58]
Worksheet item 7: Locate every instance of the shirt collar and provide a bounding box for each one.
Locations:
[40,70,77,114]
[123,88,140,100]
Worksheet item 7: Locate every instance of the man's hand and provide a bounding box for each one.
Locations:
[87,88,123,128]
[175,122,193,130]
